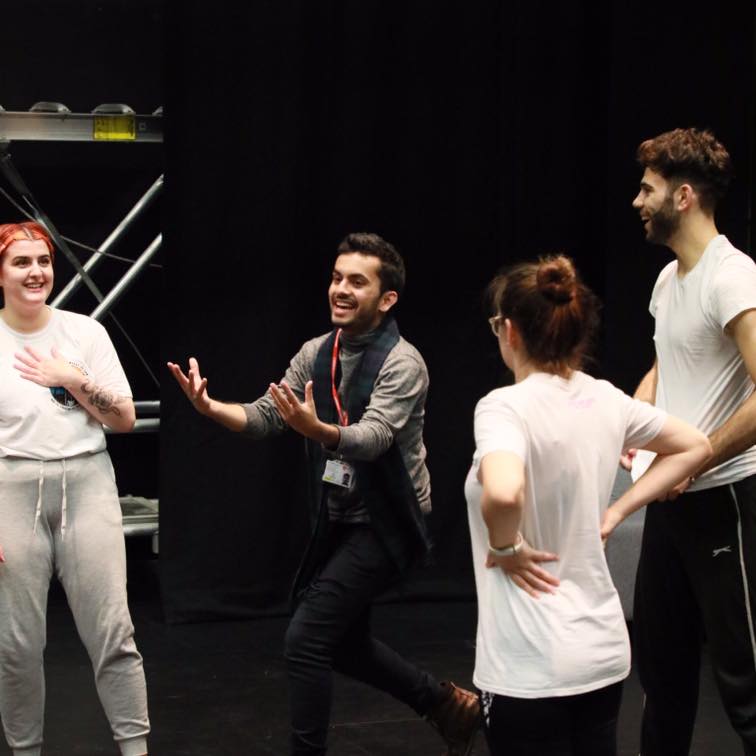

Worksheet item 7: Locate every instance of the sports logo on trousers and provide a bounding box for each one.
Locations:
[712,546,732,557]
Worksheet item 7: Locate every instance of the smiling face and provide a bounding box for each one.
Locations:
[0,238,55,316]
[328,252,398,335]
[632,168,681,245]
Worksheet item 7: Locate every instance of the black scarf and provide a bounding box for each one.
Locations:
[293,316,430,597]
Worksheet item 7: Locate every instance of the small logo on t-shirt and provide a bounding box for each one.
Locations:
[569,397,595,409]
[49,359,89,410]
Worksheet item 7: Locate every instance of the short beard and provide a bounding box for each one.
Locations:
[646,193,680,245]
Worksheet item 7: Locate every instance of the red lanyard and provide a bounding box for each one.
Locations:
[331,329,349,426]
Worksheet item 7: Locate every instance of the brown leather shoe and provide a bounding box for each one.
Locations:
[426,680,481,756]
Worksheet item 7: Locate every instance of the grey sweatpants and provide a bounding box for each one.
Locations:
[0,452,149,756]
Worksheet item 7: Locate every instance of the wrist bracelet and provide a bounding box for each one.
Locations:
[488,532,523,557]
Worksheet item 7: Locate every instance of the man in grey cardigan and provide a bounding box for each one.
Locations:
[168,232,479,756]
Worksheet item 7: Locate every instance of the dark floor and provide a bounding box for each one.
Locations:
[0,553,742,756]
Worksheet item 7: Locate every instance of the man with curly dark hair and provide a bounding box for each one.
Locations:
[628,128,756,754]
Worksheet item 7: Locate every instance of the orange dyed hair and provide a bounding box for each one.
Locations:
[0,222,54,260]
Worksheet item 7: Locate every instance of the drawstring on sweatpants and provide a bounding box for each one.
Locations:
[60,459,67,539]
[32,460,68,540]
[33,461,44,534]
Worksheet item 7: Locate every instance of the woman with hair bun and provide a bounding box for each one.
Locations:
[0,221,149,755]
[465,255,711,755]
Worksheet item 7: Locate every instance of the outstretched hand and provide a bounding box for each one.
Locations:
[167,357,212,415]
[269,381,320,437]
[486,537,560,599]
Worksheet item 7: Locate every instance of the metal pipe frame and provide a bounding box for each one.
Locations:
[53,175,163,308]
[90,235,162,322]
[105,418,159,434]
[134,401,160,415]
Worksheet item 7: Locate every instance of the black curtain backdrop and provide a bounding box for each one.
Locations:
[161,0,755,621]
[4,0,752,624]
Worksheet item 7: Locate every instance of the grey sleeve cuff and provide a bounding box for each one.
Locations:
[335,423,392,460]
[240,395,289,439]
[241,402,273,439]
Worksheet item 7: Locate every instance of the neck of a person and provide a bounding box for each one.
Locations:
[513,362,538,383]
[340,314,387,345]
[511,353,539,383]
[511,350,571,384]
[668,213,720,275]
[0,303,52,333]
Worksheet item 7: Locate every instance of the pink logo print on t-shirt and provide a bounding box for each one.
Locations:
[569,397,595,409]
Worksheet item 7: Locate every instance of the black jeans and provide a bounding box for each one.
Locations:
[481,682,623,756]
[284,523,441,755]
[634,474,756,756]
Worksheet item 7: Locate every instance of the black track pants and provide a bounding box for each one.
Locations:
[634,474,756,756]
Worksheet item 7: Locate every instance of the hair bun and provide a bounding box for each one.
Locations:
[536,255,575,304]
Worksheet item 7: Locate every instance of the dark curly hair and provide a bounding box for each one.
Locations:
[636,128,732,214]
[336,232,405,295]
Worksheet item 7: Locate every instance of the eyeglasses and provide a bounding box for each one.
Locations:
[488,315,504,337]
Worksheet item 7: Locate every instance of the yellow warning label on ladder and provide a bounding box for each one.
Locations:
[93,115,136,141]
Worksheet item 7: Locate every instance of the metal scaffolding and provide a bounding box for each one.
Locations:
[0,102,163,550]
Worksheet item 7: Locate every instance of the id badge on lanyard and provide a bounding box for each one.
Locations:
[322,328,355,488]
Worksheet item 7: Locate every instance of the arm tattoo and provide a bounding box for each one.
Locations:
[80,381,123,416]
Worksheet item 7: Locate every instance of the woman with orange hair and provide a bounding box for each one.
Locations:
[465,255,710,755]
[0,222,149,755]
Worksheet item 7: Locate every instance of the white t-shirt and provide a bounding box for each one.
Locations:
[633,235,756,489]
[0,307,131,460]
[465,371,666,698]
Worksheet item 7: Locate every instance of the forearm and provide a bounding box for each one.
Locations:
[701,391,756,474]
[336,421,393,460]
[609,442,710,521]
[481,493,523,548]
[202,399,249,432]
[65,380,135,432]
[634,363,657,404]
[312,421,340,448]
